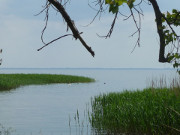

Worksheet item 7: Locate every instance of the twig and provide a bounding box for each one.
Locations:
[130,7,142,53]
[105,12,118,38]
[37,34,73,51]
[41,5,50,45]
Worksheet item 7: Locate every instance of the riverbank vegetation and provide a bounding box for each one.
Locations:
[90,79,180,134]
[0,74,95,91]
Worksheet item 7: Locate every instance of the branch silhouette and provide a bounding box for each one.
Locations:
[46,0,95,57]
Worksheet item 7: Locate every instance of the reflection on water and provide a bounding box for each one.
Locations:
[0,68,177,135]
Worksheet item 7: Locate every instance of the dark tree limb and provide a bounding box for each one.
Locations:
[148,0,168,62]
[37,34,73,51]
[47,0,95,57]
[106,12,118,38]
[0,49,2,65]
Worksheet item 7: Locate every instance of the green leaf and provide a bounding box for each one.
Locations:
[127,0,135,9]
[105,0,112,4]
[172,9,178,14]
[173,62,179,68]
[109,4,119,13]
[168,55,174,62]
[115,0,127,6]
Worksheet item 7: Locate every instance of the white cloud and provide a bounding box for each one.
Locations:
[0,14,65,68]
[0,7,171,68]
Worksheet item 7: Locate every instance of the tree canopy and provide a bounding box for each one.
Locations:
[38,0,180,70]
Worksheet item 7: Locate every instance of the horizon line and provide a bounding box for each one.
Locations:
[0,67,175,70]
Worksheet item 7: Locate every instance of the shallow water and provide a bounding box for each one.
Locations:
[0,68,177,135]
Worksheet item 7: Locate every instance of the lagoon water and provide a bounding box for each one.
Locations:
[0,68,177,135]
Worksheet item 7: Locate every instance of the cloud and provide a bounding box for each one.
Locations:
[0,13,69,67]
[0,8,171,68]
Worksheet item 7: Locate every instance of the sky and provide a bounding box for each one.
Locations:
[0,0,179,68]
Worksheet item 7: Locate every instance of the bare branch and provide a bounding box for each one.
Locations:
[34,1,50,16]
[36,0,95,57]
[105,12,118,38]
[128,6,143,53]
[82,0,107,27]
[37,34,73,51]
[134,0,143,6]
[47,0,95,57]
[41,5,50,45]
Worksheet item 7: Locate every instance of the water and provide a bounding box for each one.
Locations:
[0,68,177,135]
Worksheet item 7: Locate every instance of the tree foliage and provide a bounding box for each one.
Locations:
[162,10,180,69]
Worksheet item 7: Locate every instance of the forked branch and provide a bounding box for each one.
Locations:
[39,0,95,57]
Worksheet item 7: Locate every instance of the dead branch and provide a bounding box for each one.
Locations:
[41,4,50,45]
[130,7,142,53]
[37,34,73,51]
[84,0,107,27]
[105,12,118,38]
[47,0,95,57]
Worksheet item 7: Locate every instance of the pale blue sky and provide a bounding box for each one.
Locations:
[0,0,179,68]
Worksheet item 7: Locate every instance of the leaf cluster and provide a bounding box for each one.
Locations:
[161,9,180,70]
[105,0,135,13]
[163,9,180,26]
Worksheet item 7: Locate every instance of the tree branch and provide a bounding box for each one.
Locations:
[161,14,180,37]
[149,0,168,62]
[37,34,73,51]
[0,49,2,65]
[105,12,118,38]
[47,0,95,57]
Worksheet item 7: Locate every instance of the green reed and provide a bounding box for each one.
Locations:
[90,88,180,134]
[0,74,95,91]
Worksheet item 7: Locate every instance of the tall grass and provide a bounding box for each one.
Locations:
[90,78,180,134]
[0,74,95,91]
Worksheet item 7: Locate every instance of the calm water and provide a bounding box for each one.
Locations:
[0,68,177,135]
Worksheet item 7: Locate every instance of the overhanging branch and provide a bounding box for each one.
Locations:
[37,34,73,51]
[47,0,95,57]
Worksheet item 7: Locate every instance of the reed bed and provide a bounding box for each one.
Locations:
[0,74,95,91]
[90,87,180,134]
